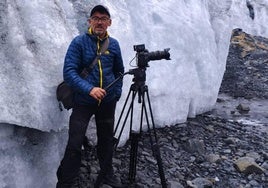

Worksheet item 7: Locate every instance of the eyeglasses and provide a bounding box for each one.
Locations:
[90,16,110,23]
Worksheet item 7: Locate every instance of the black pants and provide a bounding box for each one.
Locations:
[56,100,117,188]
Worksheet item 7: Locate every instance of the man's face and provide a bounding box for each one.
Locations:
[89,12,111,38]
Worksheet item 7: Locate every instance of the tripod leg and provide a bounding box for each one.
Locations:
[128,87,144,185]
[112,83,142,187]
[114,87,132,135]
[113,88,137,150]
[128,132,140,185]
[142,89,167,188]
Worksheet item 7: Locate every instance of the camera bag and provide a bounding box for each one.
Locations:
[56,38,109,111]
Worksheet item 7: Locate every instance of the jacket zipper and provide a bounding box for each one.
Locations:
[97,39,103,105]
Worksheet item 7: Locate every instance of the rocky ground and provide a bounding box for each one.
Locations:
[76,29,268,188]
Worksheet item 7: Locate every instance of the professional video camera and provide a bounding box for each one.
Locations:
[104,44,171,91]
[127,44,170,86]
[133,44,171,68]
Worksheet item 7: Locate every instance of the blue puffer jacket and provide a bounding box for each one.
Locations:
[63,30,124,105]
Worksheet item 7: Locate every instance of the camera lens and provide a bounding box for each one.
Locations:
[148,48,170,61]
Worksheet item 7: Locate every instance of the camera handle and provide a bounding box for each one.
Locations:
[103,72,125,91]
[113,75,167,188]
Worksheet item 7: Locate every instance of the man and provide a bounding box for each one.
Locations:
[56,5,124,188]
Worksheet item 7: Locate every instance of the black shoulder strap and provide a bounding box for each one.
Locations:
[89,38,110,70]
[80,38,110,78]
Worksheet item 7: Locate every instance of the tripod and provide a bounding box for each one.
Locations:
[113,67,167,188]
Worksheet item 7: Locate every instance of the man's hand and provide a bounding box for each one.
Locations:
[89,87,106,101]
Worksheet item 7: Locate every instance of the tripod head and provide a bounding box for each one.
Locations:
[127,68,146,89]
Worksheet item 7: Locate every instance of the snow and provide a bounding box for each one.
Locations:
[0,0,268,187]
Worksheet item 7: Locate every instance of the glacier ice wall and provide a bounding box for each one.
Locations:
[0,0,77,131]
[0,0,268,187]
[1,0,268,131]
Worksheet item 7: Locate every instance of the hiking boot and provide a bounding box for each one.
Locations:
[103,174,126,188]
